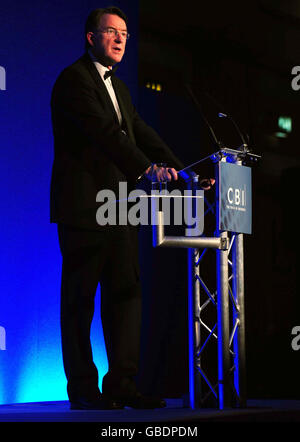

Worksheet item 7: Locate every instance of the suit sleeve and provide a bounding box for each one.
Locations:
[132,110,185,170]
[51,68,151,181]
[113,78,185,171]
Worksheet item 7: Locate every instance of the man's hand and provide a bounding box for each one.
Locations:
[144,164,178,182]
[143,165,214,189]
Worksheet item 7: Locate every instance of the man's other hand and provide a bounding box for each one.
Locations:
[200,178,215,190]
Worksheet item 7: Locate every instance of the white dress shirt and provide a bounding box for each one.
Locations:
[88,50,122,125]
[88,50,150,180]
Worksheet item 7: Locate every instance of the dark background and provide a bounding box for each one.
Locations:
[137,0,300,400]
[0,0,299,404]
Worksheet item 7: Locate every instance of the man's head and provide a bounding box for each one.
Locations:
[85,7,129,67]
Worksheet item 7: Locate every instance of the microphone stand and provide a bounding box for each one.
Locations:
[218,112,249,153]
[178,84,225,178]
[184,83,224,151]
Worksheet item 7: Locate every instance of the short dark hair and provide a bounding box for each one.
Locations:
[85,6,128,50]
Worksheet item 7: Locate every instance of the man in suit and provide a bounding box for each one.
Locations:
[50,6,185,410]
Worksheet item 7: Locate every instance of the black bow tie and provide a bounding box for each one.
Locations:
[104,66,118,80]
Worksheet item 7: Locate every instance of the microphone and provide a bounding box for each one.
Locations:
[185,83,223,149]
[218,112,248,151]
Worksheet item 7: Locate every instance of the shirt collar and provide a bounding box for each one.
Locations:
[88,49,112,81]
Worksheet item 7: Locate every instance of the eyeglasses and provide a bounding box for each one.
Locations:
[97,27,130,40]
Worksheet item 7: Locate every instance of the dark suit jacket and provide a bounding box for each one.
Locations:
[50,53,184,229]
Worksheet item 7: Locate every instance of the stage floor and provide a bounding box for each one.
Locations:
[0,398,300,422]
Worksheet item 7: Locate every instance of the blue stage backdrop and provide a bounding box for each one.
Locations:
[0,0,139,404]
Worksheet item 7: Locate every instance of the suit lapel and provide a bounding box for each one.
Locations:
[81,53,120,125]
[112,77,136,144]
[80,53,136,144]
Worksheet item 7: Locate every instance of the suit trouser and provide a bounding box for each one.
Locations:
[57,223,142,401]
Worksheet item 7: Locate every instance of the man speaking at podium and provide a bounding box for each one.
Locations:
[50,6,185,410]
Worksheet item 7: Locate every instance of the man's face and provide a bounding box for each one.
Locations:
[88,13,127,66]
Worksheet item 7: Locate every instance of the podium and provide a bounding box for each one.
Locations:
[151,147,260,410]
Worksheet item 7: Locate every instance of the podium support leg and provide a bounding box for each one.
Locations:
[188,248,202,408]
[187,175,202,409]
[217,231,231,409]
[232,233,247,407]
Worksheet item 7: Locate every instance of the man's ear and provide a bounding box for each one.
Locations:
[86,32,94,47]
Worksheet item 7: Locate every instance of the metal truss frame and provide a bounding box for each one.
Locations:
[189,228,246,409]
[152,150,254,409]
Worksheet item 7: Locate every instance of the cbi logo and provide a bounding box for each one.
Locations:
[0,326,6,350]
[0,66,6,90]
[227,187,246,207]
